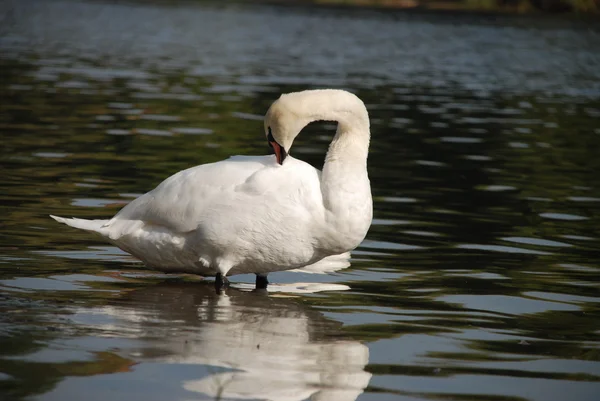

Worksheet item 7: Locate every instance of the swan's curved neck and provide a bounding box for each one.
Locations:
[294,90,371,219]
[289,90,371,166]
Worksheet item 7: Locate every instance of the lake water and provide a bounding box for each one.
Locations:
[1,1,600,400]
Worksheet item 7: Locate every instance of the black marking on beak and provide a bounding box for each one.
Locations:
[267,127,274,148]
[267,127,287,165]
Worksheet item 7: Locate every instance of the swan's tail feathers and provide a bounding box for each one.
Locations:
[50,215,110,234]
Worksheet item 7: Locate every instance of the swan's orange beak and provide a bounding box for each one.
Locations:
[267,127,287,165]
[271,140,287,165]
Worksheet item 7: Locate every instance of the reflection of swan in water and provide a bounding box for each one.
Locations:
[87,282,371,401]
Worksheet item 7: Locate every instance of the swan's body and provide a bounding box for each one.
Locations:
[51,89,372,285]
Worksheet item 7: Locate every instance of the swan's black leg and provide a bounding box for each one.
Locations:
[255,274,269,290]
[215,273,229,293]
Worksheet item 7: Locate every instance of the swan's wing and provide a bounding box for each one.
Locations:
[105,155,274,235]
[105,155,322,238]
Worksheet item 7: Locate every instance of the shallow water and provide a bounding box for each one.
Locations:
[1,1,600,400]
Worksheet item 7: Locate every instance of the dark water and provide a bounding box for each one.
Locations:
[1,1,600,400]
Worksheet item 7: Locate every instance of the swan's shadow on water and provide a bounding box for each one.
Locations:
[77,281,371,401]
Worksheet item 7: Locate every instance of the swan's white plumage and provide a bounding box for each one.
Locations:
[51,89,372,278]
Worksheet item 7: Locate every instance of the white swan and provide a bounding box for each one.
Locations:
[51,89,372,289]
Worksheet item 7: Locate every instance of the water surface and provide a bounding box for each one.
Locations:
[1,1,600,400]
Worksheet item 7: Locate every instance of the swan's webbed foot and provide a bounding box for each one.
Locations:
[255,274,269,290]
[215,273,230,293]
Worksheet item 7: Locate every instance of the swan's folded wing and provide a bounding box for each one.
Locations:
[104,155,323,238]
[106,156,276,236]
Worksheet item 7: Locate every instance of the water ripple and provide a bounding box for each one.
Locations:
[456,244,551,255]
[502,237,572,248]
[540,213,589,221]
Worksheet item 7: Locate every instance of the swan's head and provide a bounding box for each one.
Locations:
[264,95,308,165]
